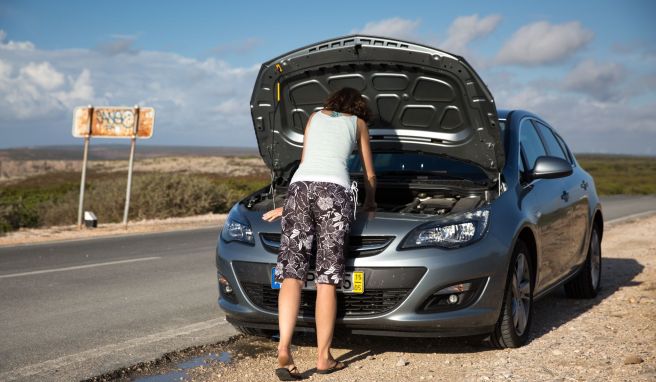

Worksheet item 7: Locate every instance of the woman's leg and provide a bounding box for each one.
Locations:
[315,283,338,369]
[277,278,304,367]
[311,182,354,370]
[275,182,314,370]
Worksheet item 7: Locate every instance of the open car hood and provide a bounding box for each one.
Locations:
[250,35,503,183]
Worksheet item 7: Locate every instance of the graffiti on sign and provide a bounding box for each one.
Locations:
[72,107,155,139]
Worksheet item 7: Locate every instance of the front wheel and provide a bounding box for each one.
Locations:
[564,225,602,298]
[490,240,534,348]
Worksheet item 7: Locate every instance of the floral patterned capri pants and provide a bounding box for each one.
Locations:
[274,181,355,285]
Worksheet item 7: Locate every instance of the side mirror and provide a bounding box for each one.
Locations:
[531,156,573,180]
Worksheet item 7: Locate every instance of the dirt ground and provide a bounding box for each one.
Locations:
[0,156,267,182]
[159,215,656,382]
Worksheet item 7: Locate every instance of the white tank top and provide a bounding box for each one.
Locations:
[290,110,358,189]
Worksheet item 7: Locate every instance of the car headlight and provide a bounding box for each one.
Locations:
[221,216,254,244]
[401,207,490,249]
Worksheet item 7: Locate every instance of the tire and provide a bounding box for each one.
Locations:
[490,240,534,349]
[564,225,602,298]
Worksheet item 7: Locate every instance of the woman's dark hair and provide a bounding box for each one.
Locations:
[323,87,372,122]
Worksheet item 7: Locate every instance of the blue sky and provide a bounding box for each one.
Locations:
[1,0,655,154]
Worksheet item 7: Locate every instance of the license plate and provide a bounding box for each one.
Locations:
[271,268,364,294]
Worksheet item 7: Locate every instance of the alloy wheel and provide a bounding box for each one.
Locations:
[511,252,531,336]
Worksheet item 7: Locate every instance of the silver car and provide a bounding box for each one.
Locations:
[215,35,603,348]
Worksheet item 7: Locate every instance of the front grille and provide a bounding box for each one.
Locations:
[260,233,394,257]
[241,282,410,317]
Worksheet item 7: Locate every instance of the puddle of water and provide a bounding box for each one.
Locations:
[134,351,231,382]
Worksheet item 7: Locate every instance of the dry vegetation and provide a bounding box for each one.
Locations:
[1,152,654,235]
[0,155,269,234]
[0,156,267,182]
[577,154,656,195]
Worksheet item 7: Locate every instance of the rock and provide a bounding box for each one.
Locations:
[501,370,512,378]
[623,355,644,365]
[552,349,563,356]
[396,357,409,367]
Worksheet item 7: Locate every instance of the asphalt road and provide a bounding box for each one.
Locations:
[0,195,655,381]
[0,228,235,382]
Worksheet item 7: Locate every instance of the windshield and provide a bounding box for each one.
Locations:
[347,152,489,183]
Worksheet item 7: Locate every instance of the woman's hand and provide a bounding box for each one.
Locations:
[262,207,283,222]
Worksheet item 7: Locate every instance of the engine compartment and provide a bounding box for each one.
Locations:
[245,181,493,216]
[373,185,489,215]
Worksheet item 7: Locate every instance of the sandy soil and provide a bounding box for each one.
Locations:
[0,213,227,247]
[0,156,267,182]
[159,215,656,382]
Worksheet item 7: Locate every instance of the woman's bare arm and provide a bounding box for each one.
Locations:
[357,118,377,211]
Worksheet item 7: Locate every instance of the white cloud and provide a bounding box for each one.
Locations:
[496,21,594,66]
[55,69,94,107]
[0,60,91,119]
[0,29,35,51]
[0,31,260,147]
[20,61,65,90]
[487,70,656,154]
[0,58,12,78]
[352,18,421,41]
[441,14,502,54]
[96,36,139,56]
[563,59,625,101]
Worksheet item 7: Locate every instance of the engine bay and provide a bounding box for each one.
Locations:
[245,181,493,216]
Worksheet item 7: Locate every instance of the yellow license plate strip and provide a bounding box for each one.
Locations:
[352,271,364,294]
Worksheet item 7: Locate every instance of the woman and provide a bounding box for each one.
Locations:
[262,87,377,380]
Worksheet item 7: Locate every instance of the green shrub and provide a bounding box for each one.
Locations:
[0,172,268,233]
[577,155,656,195]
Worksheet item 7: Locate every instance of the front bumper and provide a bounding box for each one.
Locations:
[216,215,511,338]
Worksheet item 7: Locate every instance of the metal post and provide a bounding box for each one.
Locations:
[122,106,140,228]
[77,106,93,229]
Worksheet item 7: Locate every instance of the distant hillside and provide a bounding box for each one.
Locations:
[0,145,260,161]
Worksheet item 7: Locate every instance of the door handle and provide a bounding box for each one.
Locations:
[580,180,588,190]
[561,190,569,202]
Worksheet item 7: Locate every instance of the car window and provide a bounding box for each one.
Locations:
[533,121,568,162]
[519,119,547,171]
[554,132,575,164]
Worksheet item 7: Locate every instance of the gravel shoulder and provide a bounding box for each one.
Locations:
[134,214,655,382]
[0,213,226,247]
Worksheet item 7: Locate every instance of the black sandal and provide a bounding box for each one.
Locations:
[317,360,347,375]
[275,365,303,381]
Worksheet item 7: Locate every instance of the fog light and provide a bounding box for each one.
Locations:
[419,278,487,313]
[219,275,233,294]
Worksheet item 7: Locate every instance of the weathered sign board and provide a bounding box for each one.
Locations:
[72,107,155,139]
[72,105,155,229]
